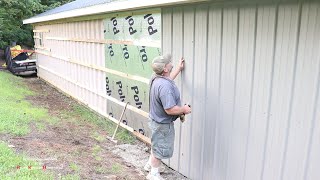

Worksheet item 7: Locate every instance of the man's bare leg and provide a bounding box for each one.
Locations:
[150,151,161,168]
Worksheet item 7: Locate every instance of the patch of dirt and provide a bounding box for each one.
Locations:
[0,76,188,179]
[24,78,73,117]
[2,121,144,179]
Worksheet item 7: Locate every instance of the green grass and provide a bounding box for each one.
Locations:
[92,145,102,161]
[0,142,54,179]
[108,163,122,174]
[96,166,107,174]
[91,132,106,143]
[0,71,135,178]
[69,162,80,172]
[0,71,49,136]
[68,103,136,144]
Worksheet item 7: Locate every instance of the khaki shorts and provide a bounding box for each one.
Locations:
[149,120,175,159]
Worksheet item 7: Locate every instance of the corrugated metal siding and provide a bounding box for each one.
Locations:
[163,2,320,180]
[35,20,107,118]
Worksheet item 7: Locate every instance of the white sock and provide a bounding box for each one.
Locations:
[151,167,159,175]
[148,156,152,165]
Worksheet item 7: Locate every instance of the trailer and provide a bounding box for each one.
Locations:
[4,46,37,74]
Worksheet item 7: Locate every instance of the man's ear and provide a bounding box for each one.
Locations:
[163,67,168,73]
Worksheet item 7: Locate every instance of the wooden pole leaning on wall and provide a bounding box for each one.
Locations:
[38,75,151,145]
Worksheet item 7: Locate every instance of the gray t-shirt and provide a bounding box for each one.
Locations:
[149,76,181,123]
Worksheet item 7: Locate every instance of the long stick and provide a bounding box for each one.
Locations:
[111,102,129,140]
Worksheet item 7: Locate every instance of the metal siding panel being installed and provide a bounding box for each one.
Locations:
[282,3,320,180]
[170,6,184,171]
[262,4,300,180]
[203,5,222,180]
[179,6,195,178]
[161,2,320,180]
[161,8,172,166]
[225,5,257,180]
[189,5,208,179]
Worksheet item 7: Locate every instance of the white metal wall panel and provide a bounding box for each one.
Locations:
[179,6,195,177]
[163,1,320,180]
[203,6,222,180]
[262,4,300,180]
[190,5,208,179]
[161,8,172,166]
[282,3,320,180]
[243,5,277,180]
[170,7,184,170]
[214,6,239,180]
[305,84,320,180]
[226,6,256,180]
[34,19,106,118]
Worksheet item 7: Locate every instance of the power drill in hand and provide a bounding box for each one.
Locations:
[180,104,191,123]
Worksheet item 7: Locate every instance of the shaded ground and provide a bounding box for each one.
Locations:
[0,69,188,179]
[0,49,5,70]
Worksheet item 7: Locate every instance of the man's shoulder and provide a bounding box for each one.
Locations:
[154,78,174,88]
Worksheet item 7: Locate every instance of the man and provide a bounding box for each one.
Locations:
[145,54,192,180]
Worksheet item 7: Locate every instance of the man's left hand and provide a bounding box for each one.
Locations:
[179,57,185,71]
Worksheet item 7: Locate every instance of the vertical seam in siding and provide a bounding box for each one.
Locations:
[303,4,319,180]
[213,6,224,178]
[169,7,173,167]
[261,3,280,180]
[280,2,303,180]
[187,7,196,177]
[178,7,185,172]
[200,5,210,180]
[161,10,164,52]
[225,6,240,179]
[242,4,258,180]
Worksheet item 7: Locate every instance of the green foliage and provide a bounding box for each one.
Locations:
[41,0,74,10]
[0,0,73,48]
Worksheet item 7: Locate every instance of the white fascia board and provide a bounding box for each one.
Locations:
[23,0,210,24]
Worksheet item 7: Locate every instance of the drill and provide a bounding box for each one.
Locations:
[179,104,191,123]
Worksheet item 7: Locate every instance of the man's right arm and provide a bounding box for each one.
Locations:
[165,105,191,116]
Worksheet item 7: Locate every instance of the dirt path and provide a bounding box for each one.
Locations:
[0,75,187,179]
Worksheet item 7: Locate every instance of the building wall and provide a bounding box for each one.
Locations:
[33,1,320,180]
[34,10,162,141]
[35,20,107,119]
[162,1,320,180]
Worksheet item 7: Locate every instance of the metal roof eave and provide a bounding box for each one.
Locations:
[23,0,210,24]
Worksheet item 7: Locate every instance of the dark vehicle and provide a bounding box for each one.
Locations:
[4,46,37,74]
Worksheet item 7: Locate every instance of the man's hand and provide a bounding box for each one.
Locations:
[170,57,185,80]
[182,104,191,114]
[178,57,185,71]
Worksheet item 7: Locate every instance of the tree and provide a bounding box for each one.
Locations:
[41,0,74,10]
[0,0,73,49]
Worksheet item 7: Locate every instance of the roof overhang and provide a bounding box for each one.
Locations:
[23,0,210,24]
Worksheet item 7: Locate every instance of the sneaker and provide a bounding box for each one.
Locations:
[146,172,165,180]
[144,163,165,173]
